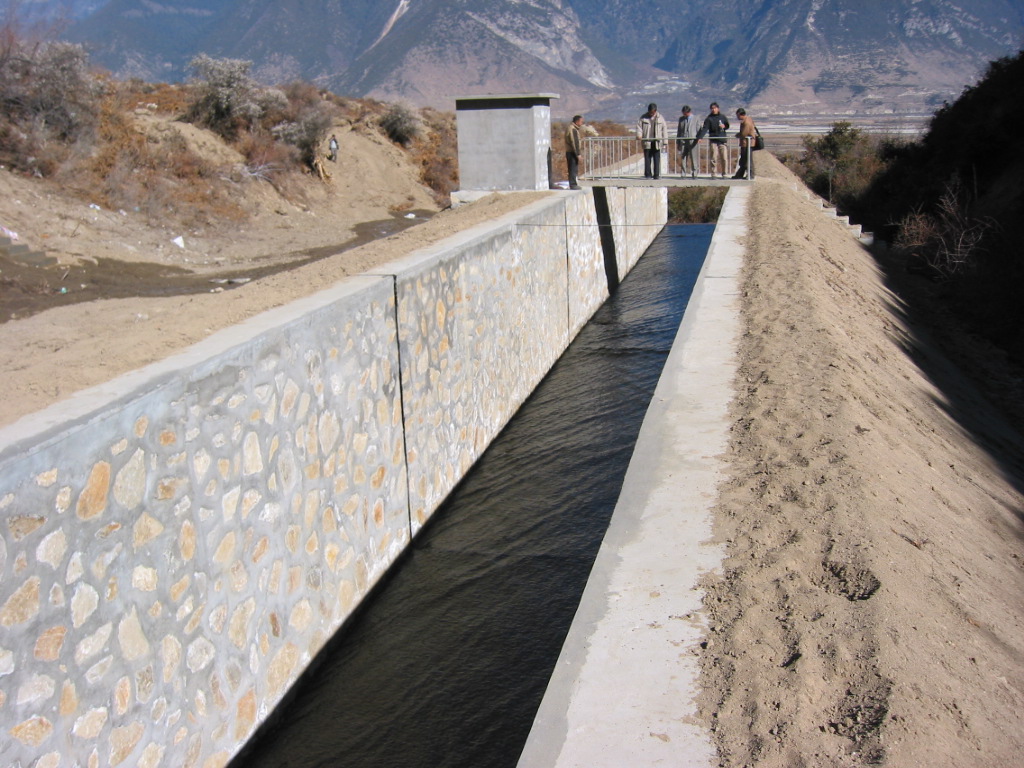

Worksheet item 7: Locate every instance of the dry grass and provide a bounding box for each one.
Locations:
[411,108,458,206]
[70,95,246,224]
[1,23,460,219]
[110,80,191,115]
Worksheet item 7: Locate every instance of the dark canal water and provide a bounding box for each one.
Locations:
[233,224,714,768]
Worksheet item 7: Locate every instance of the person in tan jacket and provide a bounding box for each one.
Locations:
[734,108,757,179]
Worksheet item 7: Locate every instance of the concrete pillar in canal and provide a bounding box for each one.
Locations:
[455,93,559,197]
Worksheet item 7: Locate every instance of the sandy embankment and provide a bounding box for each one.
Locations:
[700,155,1024,766]
[0,188,547,428]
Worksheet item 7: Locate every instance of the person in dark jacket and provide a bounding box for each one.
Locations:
[565,115,584,189]
[696,102,730,178]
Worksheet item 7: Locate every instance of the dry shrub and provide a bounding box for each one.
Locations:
[0,33,102,175]
[70,99,244,224]
[271,106,333,167]
[110,80,190,115]
[895,182,993,279]
[236,131,298,180]
[279,81,322,113]
[322,95,382,126]
[410,108,457,205]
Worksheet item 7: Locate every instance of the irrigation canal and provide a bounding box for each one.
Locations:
[234,223,715,768]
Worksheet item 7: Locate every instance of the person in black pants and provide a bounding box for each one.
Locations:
[636,103,667,179]
[565,115,584,189]
[733,108,757,179]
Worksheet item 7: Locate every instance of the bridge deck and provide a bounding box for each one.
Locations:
[578,177,751,187]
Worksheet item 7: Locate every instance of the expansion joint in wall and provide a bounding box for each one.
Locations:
[388,273,415,537]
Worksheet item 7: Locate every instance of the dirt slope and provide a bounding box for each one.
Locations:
[1,120,438,275]
[0,118,545,427]
[700,155,1024,766]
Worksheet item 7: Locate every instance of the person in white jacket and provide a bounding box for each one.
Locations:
[636,103,668,179]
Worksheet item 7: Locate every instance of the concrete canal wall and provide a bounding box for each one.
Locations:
[0,187,665,767]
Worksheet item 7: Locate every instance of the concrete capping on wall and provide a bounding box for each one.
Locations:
[0,187,665,767]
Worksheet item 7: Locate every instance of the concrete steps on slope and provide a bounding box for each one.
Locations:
[790,185,874,246]
[0,236,57,267]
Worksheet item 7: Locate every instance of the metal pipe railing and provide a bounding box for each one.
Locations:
[580,136,752,180]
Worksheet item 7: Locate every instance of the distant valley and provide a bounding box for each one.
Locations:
[31,0,1024,120]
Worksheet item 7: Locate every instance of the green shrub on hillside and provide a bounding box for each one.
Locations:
[184,55,283,140]
[798,121,893,217]
[381,104,420,146]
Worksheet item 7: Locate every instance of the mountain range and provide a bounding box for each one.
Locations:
[31,0,1024,119]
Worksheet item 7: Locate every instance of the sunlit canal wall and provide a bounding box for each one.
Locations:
[0,188,665,767]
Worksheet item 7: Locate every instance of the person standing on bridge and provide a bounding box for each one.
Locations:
[636,103,667,179]
[696,102,730,178]
[733,108,757,179]
[676,105,699,178]
[565,115,584,190]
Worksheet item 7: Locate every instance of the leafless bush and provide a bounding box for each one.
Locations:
[381,104,420,146]
[0,31,102,173]
[237,162,282,183]
[272,108,333,166]
[184,54,266,140]
[895,182,993,278]
[236,130,297,177]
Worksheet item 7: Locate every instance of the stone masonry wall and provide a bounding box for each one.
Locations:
[0,188,665,767]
